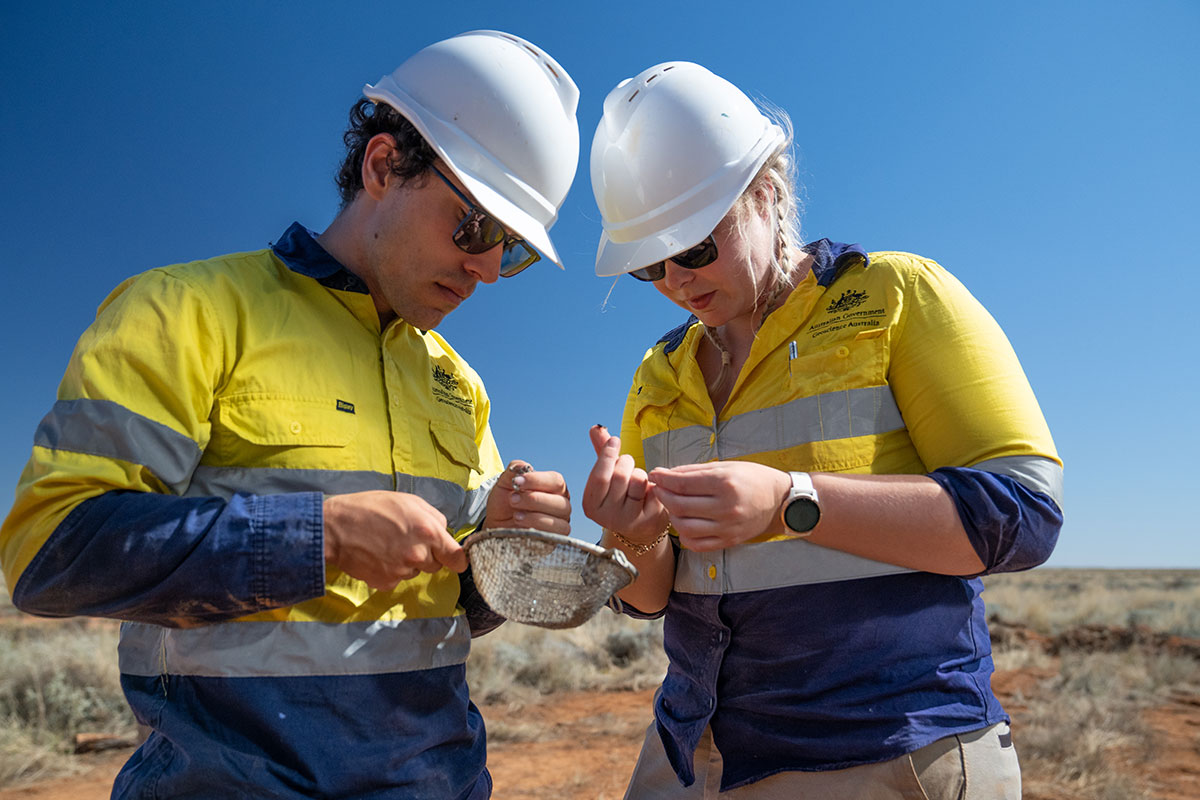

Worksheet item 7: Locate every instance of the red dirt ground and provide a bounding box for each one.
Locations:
[2,626,1197,799]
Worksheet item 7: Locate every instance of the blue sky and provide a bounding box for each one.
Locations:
[2,1,1197,568]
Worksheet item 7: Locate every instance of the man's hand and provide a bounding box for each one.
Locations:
[483,460,572,535]
[650,461,791,551]
[581,425,668,541]
[323,491,466,590]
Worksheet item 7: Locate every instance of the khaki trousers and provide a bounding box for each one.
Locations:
[623,722,1021,799]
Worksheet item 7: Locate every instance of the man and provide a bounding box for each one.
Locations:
[0,30,579,799]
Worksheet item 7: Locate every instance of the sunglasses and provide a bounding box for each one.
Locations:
[629,235,719,282]
[430,165,541,277]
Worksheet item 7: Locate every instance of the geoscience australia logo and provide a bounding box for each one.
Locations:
[827,289,868,313]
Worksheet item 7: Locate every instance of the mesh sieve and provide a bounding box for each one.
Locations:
[463,529,638,629]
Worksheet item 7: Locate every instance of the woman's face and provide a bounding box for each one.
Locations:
[653,195,776,330]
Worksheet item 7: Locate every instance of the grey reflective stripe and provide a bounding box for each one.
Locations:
[675,539,913,595]
[118,617,470,678]
[970,455,1064,510]
[643,385,904,469]
[34,399,201,493]
[464,473,501,527]
[187,466,393,498]
[187,467,496,531]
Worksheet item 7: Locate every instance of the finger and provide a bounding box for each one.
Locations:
[512,469,568,496]
[649,467,721,497]
[589,424,614,456]
[511,488,573,521]
[510,512,571,537]
[494,460,534,492]
[583,436,622,508]
[625,465,650,503]
[653,485,718,521]
[429,531,468,573]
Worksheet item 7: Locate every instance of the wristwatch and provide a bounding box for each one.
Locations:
[780,471,821,536]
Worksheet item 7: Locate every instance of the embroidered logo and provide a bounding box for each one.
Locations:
[432,364,459,392]
[336,399,355,414]
[827,289,869,313]
[432,363,473,417]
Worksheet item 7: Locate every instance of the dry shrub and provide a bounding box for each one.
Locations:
[0,613,134,787]
[467,609,667,703]
[983,569,1200,637]
[1016,650,1167,800]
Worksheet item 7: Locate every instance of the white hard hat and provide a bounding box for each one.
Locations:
[364,30,580,268]
[591,62,785,277]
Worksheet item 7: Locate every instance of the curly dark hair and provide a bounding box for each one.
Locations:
[334,98,439,207]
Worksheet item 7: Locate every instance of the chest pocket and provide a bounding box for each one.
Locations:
[430,419,482,477]
[788,328,887,395]
[783,329,895,473]
[209,395,357,469]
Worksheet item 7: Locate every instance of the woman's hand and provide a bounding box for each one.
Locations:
[484,460,572,535]
[582,425,668,542]
[650,461,791,551]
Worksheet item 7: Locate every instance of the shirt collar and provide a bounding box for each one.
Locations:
[658,238,869,353]
[271,222,370,294]
[802,239,869,287]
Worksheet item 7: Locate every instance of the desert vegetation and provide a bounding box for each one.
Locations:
[1,569,1197,798]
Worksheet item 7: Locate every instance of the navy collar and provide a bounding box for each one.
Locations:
[803,239,868,287]
[271,222,370,294]
[658,238,868,352]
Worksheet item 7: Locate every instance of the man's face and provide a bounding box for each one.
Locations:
[362,162,505,331]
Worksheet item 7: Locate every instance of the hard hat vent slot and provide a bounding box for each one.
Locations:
[628,89,640,103]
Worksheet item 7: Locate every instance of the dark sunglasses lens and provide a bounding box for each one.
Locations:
[500,242,540,277]
[673,237,718,269]
[630,262,666,282]
[453,213,506,254]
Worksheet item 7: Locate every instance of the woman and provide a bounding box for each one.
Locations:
[582,62,1063,799]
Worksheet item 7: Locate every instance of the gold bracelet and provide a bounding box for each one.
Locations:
[606,523,671,557]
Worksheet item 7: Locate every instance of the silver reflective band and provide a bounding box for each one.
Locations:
[676,538,913,594]
[643,385,904,468]
[35,399,202,493]
[970,455,1064,510]
[118,617,471,678]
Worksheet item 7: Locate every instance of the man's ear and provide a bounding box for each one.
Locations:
[361,133,395,201]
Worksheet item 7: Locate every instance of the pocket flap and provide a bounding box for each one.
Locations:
[217,396,355,447]
[430,420,482,472]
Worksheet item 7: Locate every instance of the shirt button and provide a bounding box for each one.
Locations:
[290,421,302,434]
[836,345,850,358]
[708,564,717,580]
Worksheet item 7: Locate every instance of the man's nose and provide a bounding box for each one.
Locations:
[463,249,502,284]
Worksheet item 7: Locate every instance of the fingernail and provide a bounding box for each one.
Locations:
[512,476,525,489]
[514,512,526,521]
[510,491,521,504]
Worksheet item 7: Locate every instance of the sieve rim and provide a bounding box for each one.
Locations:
[463,528,639,579]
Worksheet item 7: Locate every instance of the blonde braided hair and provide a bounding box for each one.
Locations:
[703,109,804,393]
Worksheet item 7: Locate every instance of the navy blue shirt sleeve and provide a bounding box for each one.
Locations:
[929,467,1063,575]
[12,489,325,626]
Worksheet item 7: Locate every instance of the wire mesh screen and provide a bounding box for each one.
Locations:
[464,529,638,629]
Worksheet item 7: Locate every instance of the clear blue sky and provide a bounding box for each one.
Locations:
[2,1,1197,568]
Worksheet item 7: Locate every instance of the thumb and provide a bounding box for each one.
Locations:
[433,529,468,574]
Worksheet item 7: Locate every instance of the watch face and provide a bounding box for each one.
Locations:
[784,498,821,533]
